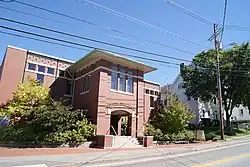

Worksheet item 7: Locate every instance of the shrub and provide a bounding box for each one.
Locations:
[205,133,216,141]
[144,124,195,142]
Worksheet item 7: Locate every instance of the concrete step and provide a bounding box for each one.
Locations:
[113,136,143,148]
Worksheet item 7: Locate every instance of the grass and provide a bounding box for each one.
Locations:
[204,126,250,140]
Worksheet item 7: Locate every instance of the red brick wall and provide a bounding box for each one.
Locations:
[0,47,27,105]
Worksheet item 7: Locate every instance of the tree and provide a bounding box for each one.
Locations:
[0,78,50,123]
[180,43,250,130]
[151,95,193,134]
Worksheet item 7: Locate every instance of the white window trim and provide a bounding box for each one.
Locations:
[144,93,159,98]
[80,91,90,95]
[144,87,160,92]
[150,107,155,110]
[25,69,54,77]
[110,89,134,96]
[27,60,57,69]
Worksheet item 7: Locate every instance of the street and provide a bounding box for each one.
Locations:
[105,142,250,167]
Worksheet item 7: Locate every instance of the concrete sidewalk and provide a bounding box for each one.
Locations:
[1,136,250,167]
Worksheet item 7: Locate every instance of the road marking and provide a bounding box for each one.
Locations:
[81,141,250,167]
[192,153,250,167]
[12,164,48,167]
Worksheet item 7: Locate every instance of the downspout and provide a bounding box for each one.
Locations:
[21,50,29,83]
[136,69,139,138]
[66,69,75,106]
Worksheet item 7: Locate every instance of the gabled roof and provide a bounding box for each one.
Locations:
[69,49,156,74]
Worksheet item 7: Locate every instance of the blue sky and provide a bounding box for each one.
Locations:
[0,0,249,85]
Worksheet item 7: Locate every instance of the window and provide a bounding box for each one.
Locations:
[208,110,211,116]
[47,67,55,75]
[38,65,45,73]
[59,70,65,77]
[127,71,133,93]
[214,111,218,120]
[150,90,154,95]
[65,80,72,95]
[240,109,244,117]
[82,76,89,93]
[28,63,36,71]
[111,66,118,90]
[119,66,126,92]
[146,89,149,94]
[213,98,217,104]
[202,110,205,118]
[150,96,154,108]
[37,74,44,84]
[155,91,159,96]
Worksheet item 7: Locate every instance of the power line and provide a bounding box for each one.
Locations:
[0,5,144,45]
[0,25,183,66]
[165,0,250,32]
[0,17,192,62]
[220,0,228,42]
[165,0,214,25]
[0,1,196,55]
[0,30,92,52]
[76,0,209,48]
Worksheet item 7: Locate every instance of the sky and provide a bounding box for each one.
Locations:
[0,0,249,85]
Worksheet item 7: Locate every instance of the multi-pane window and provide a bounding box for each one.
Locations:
[37,74,44,84]
[28,63,36,71]
[127,71,133,93]
[119,66,126,92]
[38,65,45,73]
[65,80,72,95]
[82,76,89,93]
[150,96,154,108]
[47,67,55,75]
[145,89,149,94]
[111,66,118,90]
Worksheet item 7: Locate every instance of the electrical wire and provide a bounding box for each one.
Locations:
[0,25,183,66]
[220,0,228,42]
[165,0,250,32]
[0,18,192,63]
[0,5,145,45]
[165,0,214,25]
[75,0,210,48]
[0,1,196,55]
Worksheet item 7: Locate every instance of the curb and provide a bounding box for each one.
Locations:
[55,139,250,167]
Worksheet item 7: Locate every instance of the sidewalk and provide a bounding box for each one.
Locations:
[1,136,250,167]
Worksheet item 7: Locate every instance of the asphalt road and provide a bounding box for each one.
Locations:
[111,142,250,167]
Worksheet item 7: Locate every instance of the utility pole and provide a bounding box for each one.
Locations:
[212,23,225,140]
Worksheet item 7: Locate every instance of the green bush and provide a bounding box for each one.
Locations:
[205,133,216,140]
[144,124,195,142]
[0,102,96,144]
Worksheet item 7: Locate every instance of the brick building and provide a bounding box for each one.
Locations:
[0,46,160,147]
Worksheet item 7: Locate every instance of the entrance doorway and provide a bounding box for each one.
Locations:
[110,110,132,136]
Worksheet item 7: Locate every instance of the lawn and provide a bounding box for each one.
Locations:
[204,126,250,140]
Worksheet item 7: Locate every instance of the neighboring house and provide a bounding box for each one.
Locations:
[171,74,250,125]
[0,46,160,138]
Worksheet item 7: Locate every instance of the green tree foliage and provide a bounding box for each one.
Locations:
[151,95,193,134]
[0,79,96,144]
[0,78,50,118]
[180,43,250,129]
[145,95,194,141]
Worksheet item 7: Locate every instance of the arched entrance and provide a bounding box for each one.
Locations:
[110,110,132,136]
